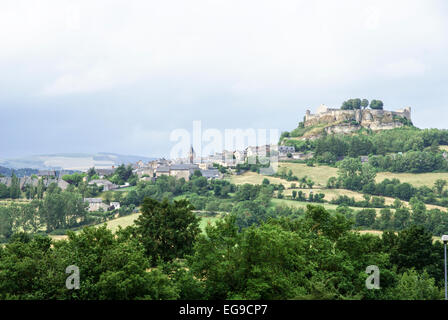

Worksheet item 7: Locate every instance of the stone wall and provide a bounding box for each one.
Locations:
[304,104,411,130]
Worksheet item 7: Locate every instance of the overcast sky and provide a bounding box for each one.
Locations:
[1,0,448,159]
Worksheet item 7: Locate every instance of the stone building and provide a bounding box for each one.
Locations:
[155,166,171,178]
[110,202,121,210]
[84,198,108,211]
[170,164,199,181]
[200,169,222,180]
[304,104,412,132]
[135,167,154,178]
[88,179,118,191]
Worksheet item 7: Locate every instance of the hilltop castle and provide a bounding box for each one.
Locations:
[304,104,411,134]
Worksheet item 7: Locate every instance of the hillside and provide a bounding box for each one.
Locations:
[281,101,413,142]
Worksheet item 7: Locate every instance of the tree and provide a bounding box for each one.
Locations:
[341,98,361,110]
[352,98,361,110]
[393,208,410,230]
[360,163,376,186]
[391,270,442,300]
[433,179,446,196]
[355,209,376,228]
[326,177,339,189]
[134,198,201,264]
[370,99,384,110]
[337,158,371,191]
[378,208,393,230]
[306,179,314,189]
[193,169,202,177]
[410,197,427,226]
[36,178,45,199]
[262,178,270,185]
[189,214,314,299]
[341,100,352,110]
[87,167,97,179]
[390,225,437,272]
[112,164,135,185]
[361,99,369,109]
[40,191,88,232]
[0,183,9,199]
[62,172,85,187]
[11,200,42,234]
[9,173,21,199]
[104,191,113,204]
[0,227,179,300]
[0,206,13,242]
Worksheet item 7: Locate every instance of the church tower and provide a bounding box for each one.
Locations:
[189,145,195,164]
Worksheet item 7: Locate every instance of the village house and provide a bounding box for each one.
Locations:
[56,178,70,190]
[360,156,369,163]
[150,158,171,170]
[233,150,247,163]
[110,202,121,210]
[170,164,199,181]
[245,146,257,158]
[37,170,57,178]
[155,166,171,178]
[1,175,70,191]
[0,177,11,186]
[140,176,156,182]
[135,167,154,179]
[279,146,295,155]
[198,162,212,170]
[88,179,118,191]
[291,152,314,160]
[96,168,116,179]
[84,198,109,211]
[200,169,222,180]
[246,145,271,158]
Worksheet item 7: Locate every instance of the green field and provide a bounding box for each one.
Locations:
[104,212,141,232]
[357,229,441,242]
[49,211,220,241]
[375,171,448,188]
[278,162,338,187]
[230,172,291,187]
[115,186,137,192]
[232,161,448,190]
[98,212,220,234]
[271,198,380,213]
[51,212,142,240]
[229,164,448,212]
[229,163,338,188]
[279,162,448,189]
[0,199,31,206]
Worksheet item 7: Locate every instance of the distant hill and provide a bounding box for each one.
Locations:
[0,167,39,178]
[0,153,156,171]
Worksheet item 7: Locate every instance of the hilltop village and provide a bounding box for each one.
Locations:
[0,101,420,213]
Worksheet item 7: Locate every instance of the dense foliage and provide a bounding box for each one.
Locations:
[0,203,444,300]
[283,128,448,173]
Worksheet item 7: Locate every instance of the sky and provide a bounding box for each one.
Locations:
[1,0,448,159]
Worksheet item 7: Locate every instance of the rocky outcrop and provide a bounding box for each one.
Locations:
[304,104,411,131]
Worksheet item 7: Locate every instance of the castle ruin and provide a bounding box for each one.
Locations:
[304,104,411,134]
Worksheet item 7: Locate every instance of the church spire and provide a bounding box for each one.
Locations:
[189,145,195,164]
